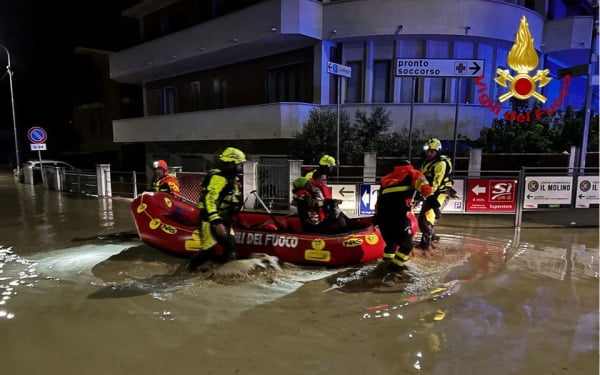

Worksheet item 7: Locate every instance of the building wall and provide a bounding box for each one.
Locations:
[110,0,595,161]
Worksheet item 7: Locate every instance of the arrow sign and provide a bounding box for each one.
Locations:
[472,185,486,195]
[339,186,354,196]
[395,58,485,77]
[361,191,370,206]
[469,61,481,75]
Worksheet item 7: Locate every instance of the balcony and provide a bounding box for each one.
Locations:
[110,0,322,84]
[112,102,318,142]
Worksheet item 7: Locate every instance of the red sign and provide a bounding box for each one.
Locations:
[27,126,47,144]
[466,179,517,212]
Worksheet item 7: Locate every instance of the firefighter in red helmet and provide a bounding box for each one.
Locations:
[151,159,181,196]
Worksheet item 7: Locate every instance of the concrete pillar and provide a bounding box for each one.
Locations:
[54,166,66,191]
[568,145,578,175]
[468,148,482,177]
[363,152,377,183]
[243,160,258,209]
[96,164,112,197]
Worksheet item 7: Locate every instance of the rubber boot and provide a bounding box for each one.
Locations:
[186,249,214,272]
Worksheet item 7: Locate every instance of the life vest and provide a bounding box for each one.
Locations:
[198,169,242,224]
[153,174,180,196]
[376,165,432,219]
[420,155,453,194]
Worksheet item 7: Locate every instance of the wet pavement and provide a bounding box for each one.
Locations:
[0,172,598,375]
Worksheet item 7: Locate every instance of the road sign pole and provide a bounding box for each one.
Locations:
[408,77,415,162]
[452,78,461,168]
[336,75,340,179]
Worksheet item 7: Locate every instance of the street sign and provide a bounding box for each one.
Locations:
[30,143,47,151]
[524,176,573,208]
[27,126,47,144]
[395,58,484,77]
[330,184,356,215]
[575,176,599,208]
[359,184,379,215]
[466,179,516,212]
[327,62,352,78]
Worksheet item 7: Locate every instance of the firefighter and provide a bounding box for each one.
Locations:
[374,160,435,274]
[151,159,180,196]
[186,147,246,272]
[418,138,453,251]
[305,154,336,179]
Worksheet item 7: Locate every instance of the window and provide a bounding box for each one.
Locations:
[429,78,450,103]
[212,78,227,108]
[373,60,391,103]
[400,77,421,103]
[190,82,202,111]
[345,61,363,103]
[266,63,307,102]
[160,87,177,114]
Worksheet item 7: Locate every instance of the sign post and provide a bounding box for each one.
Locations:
[395,58,485,163]
[27,126,48,185]
[327,62,351,178]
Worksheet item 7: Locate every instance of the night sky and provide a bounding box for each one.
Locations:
[0,0,139,165]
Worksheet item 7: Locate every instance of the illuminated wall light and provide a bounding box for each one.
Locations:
[232,37,239,43]
[271,26,277,32]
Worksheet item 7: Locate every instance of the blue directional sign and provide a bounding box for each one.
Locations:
[359,184,379,215]
[327,61,352,78]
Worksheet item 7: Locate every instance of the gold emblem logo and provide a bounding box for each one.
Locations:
[494,16,551,103]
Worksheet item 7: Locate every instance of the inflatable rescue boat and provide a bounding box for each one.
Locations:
[131,192,385,266]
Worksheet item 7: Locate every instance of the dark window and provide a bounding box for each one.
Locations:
[160,87,177,114]
[345,61,363,103]
[190,82,202,111]
[373,60,391,103]
[212,78,227,108]
[266,63,307,102]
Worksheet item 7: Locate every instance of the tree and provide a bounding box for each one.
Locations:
[291,106,431,165]
[476,99,598,153]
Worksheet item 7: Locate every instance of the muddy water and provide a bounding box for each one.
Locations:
[0,172,597,375]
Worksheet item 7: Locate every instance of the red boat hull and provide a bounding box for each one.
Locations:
[130,192,385,266]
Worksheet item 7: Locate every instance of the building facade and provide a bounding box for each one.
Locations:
[108,0,597,167]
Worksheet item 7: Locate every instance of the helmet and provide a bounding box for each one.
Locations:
[319,154,336,167]
[397,160,411,166]
[219,147,246,164]
[293,177,309,190]
[423,138,442,152]
[152,160,168,172]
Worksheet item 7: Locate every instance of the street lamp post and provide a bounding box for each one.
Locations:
[0,44,19,175]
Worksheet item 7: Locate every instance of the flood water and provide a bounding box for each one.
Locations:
[0,172,598,375]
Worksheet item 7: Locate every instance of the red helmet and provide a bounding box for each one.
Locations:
[152,160,168,172]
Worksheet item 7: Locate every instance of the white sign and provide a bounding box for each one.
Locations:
[327,62,352,78]
[575,176,599,208]
[414,179,465,213]
[395,58,484,77]
[30,143,47,151]
[524,176,573,208]
[330,184,356,215]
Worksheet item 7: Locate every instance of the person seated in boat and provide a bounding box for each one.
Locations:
[305,154,336,180]
[374,160,434,275]
[291,177,322,231]
[303,172,348,233]
[151,159,181,196]
[186,147,246,272]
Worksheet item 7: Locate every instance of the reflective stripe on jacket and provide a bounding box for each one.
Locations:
[198,169,242,224]
[153,174,180,195]
[420,155,453,194]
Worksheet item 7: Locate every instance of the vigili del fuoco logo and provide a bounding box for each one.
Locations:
[475,15,572,122]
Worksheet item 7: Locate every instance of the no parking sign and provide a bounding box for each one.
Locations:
[28,126,47,151]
